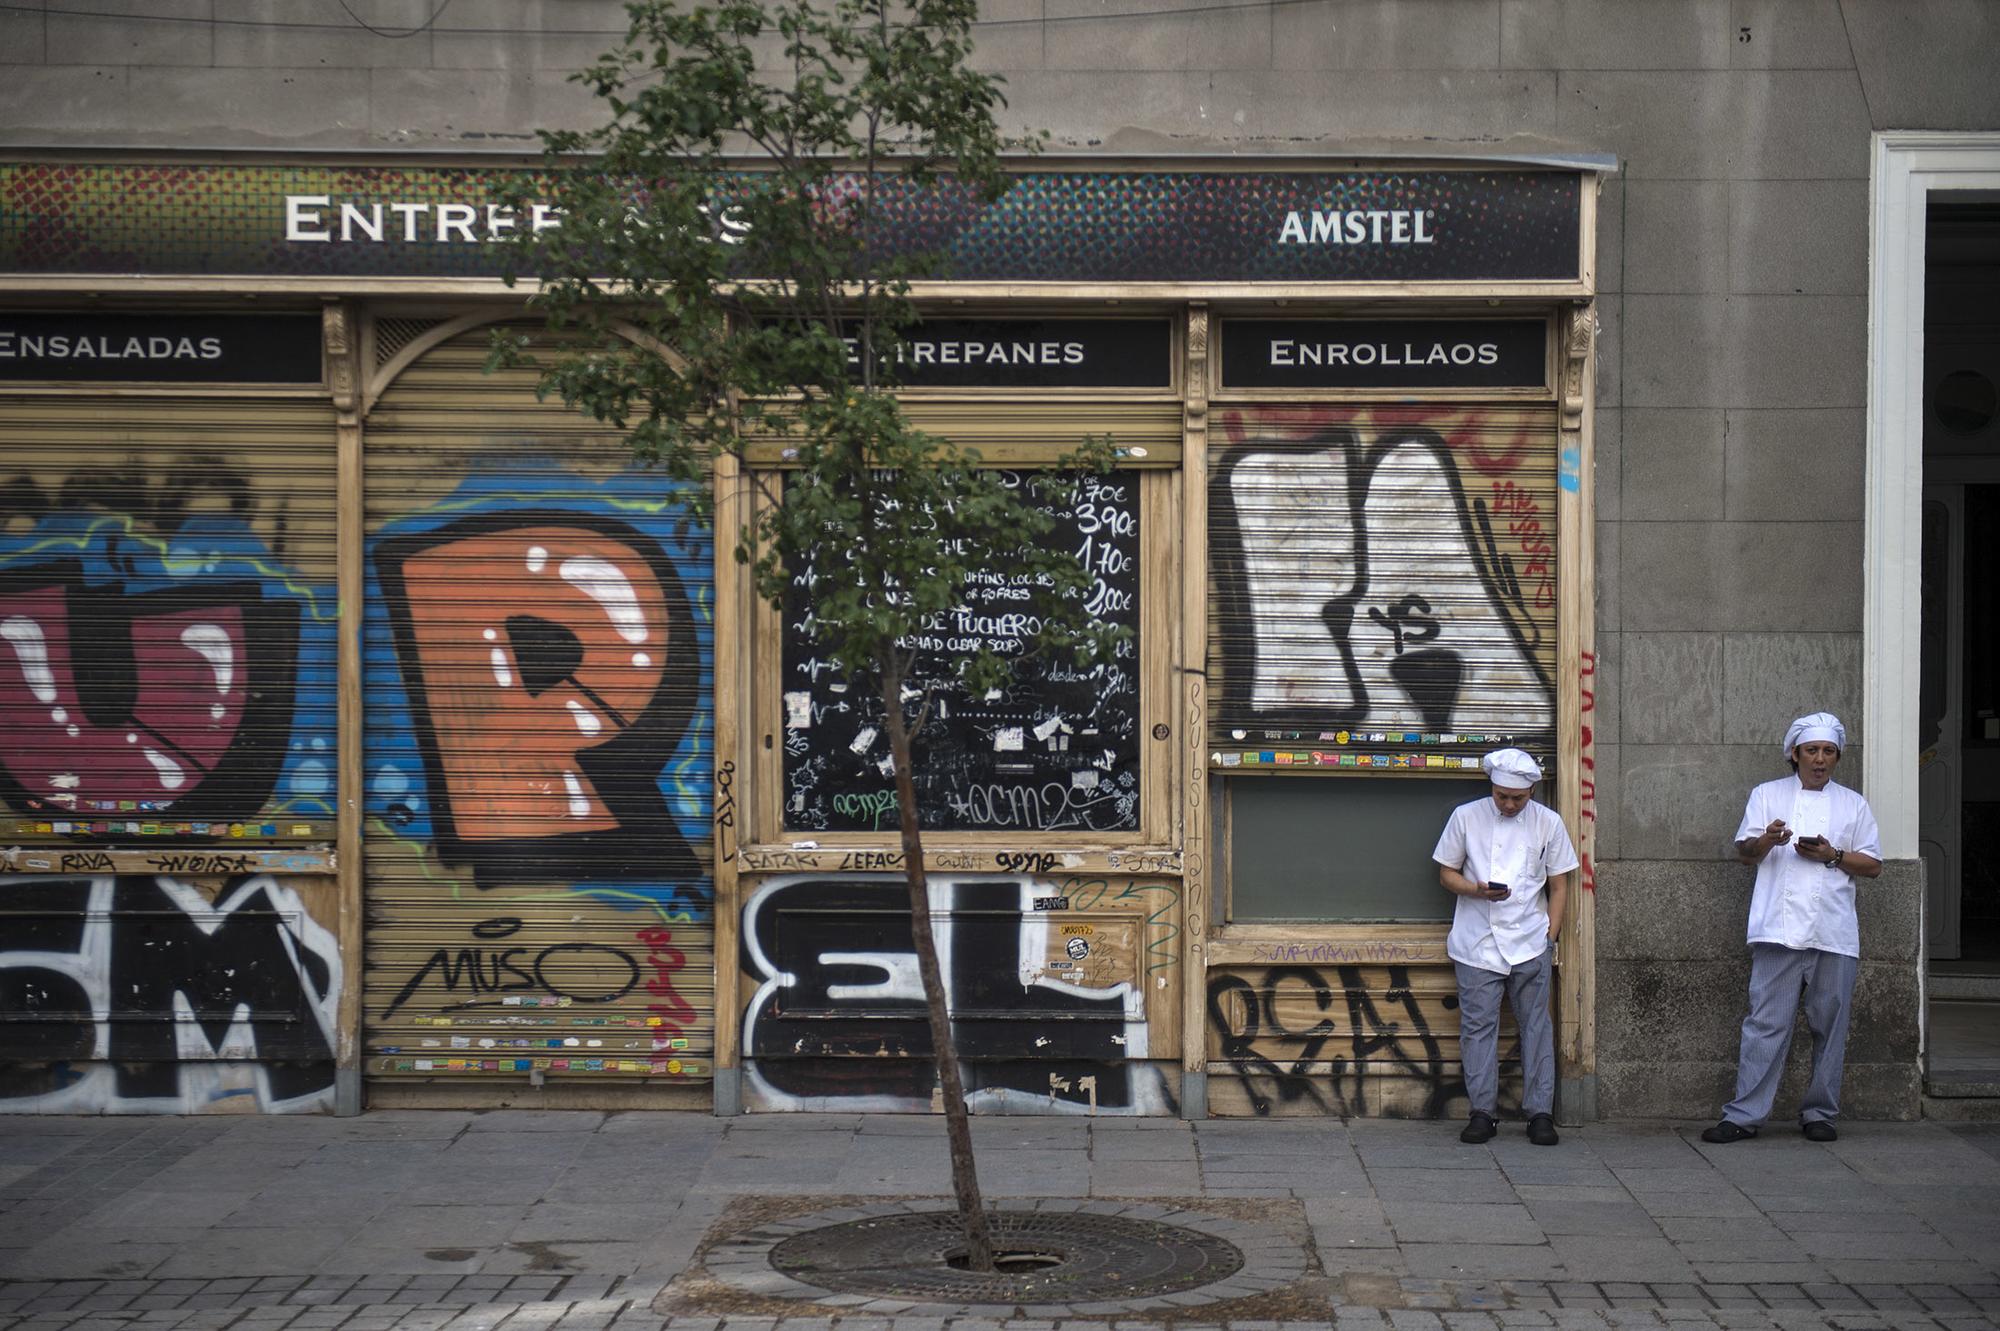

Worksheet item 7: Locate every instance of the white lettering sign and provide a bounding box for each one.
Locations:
[0,333,224,362]
[1277,209,1436,246]
[842,337,1088,367]
[1268,340,1500,368]
[282,194,747,245]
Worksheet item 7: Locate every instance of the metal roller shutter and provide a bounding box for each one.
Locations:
[0,388,342,1112]
[1206,403,1560,774]
[0,394,341,839]
[361,323,716,1095]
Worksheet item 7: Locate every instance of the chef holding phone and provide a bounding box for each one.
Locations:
[1701,711,1883,1145]
[1433,748,1579,1147]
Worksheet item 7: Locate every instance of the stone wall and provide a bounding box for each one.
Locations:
[1597,858,1923,1121]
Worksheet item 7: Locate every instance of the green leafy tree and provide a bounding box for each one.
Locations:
[494,0,1122,1272]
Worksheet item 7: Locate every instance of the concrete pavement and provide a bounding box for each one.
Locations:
[1,1112,1998,1330]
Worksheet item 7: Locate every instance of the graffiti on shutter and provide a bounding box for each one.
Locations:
[0,396,341,1112]
[1207,404,1559,772]
[361,329,716,1087]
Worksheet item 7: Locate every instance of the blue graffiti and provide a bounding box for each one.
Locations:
[0,496,336,832]
[365,466,714,918]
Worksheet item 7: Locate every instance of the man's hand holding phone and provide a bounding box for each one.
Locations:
[1481,879,1511,902]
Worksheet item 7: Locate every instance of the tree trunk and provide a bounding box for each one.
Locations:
[880,654,994,1272]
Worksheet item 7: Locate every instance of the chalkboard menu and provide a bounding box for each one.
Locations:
[782,472,1142,834]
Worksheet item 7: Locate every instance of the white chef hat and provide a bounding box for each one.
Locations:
[1784,711,1846,757]
[1482,748,1542,791]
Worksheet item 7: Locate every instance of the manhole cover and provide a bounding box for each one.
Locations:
[766,1209,1245,1303]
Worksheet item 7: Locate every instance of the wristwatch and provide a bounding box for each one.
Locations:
[1831,847,1845,869]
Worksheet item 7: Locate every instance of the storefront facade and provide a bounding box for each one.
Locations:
[0,159,1610,1118]
[8,0,1999,1122]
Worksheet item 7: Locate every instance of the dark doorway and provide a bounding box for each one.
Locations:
[1919,199,2000,1092]
[1920,201,2000,962]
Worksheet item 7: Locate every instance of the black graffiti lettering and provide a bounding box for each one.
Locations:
[1342,967,1454,1116]
[1205,963,1482,1120]
[148,855,215,874]
[836,850,903,871]
[0,967,95,1084]
[715,760,737,858]
[1209,425,1555,737]
[1388,650,1466,732]
[739,849,815,871]
[1366,594,1440,652]
[742,876,1156,1112]
[0,875,339,1109]
[1315,594,1371,726]
[471,917,524,940]
[533,943,640,1004]
[107,876,333,1103]
[381,937,640,1018]
[995,851,1058,874]
[384,950,481,1020]
[1205,968,1335,1117]
[0,880,99,1092]
[496,948,536,990]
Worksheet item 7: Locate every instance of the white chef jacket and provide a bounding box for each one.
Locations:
[1733,775,1880,958]
[1433,796,1580,975]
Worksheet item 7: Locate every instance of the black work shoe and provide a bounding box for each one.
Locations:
[1700,1119,1758,1144]
[1527,1113,1560,1146]
[1460,1111,1497,1144]
[1801,1119,1838,1142]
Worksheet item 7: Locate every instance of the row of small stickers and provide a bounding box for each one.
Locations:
[14,819,327,838]
[1225,729,1526,746]
[379,1036,696,1052]
[380,1057,708,1076]
[404,1011,693,1028]
[1214,751,1494,770]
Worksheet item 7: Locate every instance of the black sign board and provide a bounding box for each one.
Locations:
[2,166,1587,284]
[0,314,323,384]
[841,318,1171,389]
[1220,319,1548,390]
[782,471,1142,834]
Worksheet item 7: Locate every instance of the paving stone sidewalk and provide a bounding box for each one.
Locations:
[2,1113,1998,1331]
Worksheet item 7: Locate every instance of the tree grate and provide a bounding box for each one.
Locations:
[766,1209,1246,1304]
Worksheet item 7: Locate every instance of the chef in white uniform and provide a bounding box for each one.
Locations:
[1702,711,1882,1144]
[1433,748,1578,1146]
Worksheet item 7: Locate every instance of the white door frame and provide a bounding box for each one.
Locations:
[1917,485,1963,959]
[1865,132,2000,859]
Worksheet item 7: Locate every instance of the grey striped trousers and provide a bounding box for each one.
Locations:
[1454,944,1555,1119]
[1721,942,1859,1127]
